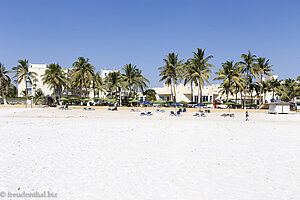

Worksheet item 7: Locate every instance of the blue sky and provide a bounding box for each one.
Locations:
[0,0,299,87]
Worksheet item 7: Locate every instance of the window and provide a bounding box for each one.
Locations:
[194,96,198,103]
[167,96,170,101]
[159,96,165,101]
[202,96,208,102]
[210,96,212,102]
[26,81,32,86]
[26,88,32,94]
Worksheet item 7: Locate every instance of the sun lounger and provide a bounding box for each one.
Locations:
[88,107,95,111]
[156,109,160,112]
[193,113,200,117]
[177,111,181,116]
[83,107,87,111]
[146,112,153,116]
[170,111,176,116]
[131,109,135,112]
[160,110,165,113]
[140,112,145,116]
[183,108,187,112]
[201,113,206,117]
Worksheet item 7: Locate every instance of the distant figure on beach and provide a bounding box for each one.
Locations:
[245,111,249,121]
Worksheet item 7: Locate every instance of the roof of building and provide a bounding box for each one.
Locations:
[268,101,291,105]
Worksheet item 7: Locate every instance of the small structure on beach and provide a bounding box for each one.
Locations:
[268,101,291,114]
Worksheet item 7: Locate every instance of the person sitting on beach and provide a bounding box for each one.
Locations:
[245,111,249,121]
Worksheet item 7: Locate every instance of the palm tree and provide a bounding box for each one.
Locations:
[182,60,198,102]
[104,71,124,102]
[13,59,37,107]
[91,71,103,99]
[42,63,68,103]
[186,48,214,103]
[132,69,149,94]
[261,80,270,104]
[268,78,281,100]
[0,63,11,105]
[277,78,300,102]
[122,64,137,96]
[122,64,149,97]
[254,57,273,106]
[72,57,95,99]
[239,51,257,107]
[214,61,243,102]
[34,88,45,105]
[158,53,183,102]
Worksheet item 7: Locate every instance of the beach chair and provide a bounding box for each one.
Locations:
[177,111,181,116]
[146,112,153,116]
[170,111,176,116]
[193,113,200,117]
[88,107,95,111]
[83,107,87,111]
[201,113,206,117]
[183,108,187,112]
[156,109,160,112]
[130,109,135,112]
[108,108,112,111]
[160,110,165,113]
[140,112,146,116]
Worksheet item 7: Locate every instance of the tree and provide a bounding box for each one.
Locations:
[13,59,37,107]
[182,60,198,102]
[42,63,68,103]
[239,51,257,107]
[122,64,149,96]
[186,48,214,103]
[104,71,124,101]
[91,71,103,99]
[254,57,273,107]
[72,57,95,98]
[34,88,45,104]
[277,78,300,102]
[0,62,11,105]
[7,84,17,98]
[268,78,281,100]
[143,89,157,102]
[158,53,183,102]
[214,61,243,102]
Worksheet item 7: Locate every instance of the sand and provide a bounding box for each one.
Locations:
[0,107,299,200]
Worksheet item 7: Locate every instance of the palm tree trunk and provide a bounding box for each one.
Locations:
[199,86,203,103]
[226,90,229,102]
[259,74,263,107]
[169,83,173,102]
[173,83,176,102]
[25,78,28,108]
[2,90,7,105]
[190,81,193,102]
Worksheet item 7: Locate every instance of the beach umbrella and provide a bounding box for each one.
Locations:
[171,102,183,107]
[178,101,188,105]
[171,102,183,112]
[129,99,140,103]
[58,97,68,101]
[140,100,152,112]
[154,100,166,104]
[203,101,213,104]
[195,103,207,107]
[129,99,140,106]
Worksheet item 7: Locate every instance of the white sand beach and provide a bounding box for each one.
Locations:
[0,107,299,200]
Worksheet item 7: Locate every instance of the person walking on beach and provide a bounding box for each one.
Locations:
[245,111,249,121]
